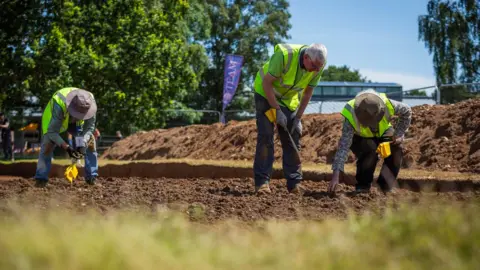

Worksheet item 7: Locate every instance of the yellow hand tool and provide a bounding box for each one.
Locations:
[376,142,391,159]
[64,158,83,183]
[265,108,276,123]
[265,108,300,155]
[64,162,79,183]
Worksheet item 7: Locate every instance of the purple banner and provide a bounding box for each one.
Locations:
[222,54,244,111]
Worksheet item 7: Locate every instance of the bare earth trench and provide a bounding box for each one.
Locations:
[1,176,478,222]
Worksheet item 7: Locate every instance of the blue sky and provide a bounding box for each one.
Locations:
[285,0,436,90]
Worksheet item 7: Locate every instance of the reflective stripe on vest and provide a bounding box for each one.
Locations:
[254,44,320,111]
[42,87,85,135]
[341,93,395,138]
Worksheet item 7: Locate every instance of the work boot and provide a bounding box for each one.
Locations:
[289,183,306,195]
[34,179,48,188]
[255,183,271,195]
[381,187,397,195]
[85,177,96,185]
[354,187,371,194]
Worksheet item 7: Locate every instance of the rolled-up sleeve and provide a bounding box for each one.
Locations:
[389,99,412,137]
[81,115,96,144]
[331,119,354,172]
[44,102,67,147]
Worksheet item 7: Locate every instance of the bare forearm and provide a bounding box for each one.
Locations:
[262,80,281,109]
[296,87,313,117]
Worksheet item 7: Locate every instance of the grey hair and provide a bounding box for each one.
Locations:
[305,43,327,65]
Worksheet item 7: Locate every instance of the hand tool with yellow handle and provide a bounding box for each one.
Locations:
[65,162,78,183]
[265,108,277,123]
[376,142,391,159]
[264,108,300,155]
[64,158,83,183]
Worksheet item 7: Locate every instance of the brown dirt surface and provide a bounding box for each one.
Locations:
[1,176,479,222]
[102,98,480,173]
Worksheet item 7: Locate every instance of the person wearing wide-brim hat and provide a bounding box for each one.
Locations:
[34,88,98,187]
[328,89,412,194]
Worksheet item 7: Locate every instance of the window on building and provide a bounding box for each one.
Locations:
[391,87,402,94]
[339,87,346,95]
[323,86,336,96]
[376,87,387,93]
[349,87,362,95]
[313,86,322,96]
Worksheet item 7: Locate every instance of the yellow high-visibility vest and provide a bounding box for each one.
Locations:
[341,93,395,138]
[41,87,87,134]
[254,44,321,111]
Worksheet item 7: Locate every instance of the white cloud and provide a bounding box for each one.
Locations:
[360,68,436,90]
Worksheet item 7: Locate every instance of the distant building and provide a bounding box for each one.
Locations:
[312,81,403,101]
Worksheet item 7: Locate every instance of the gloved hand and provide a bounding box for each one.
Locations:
[66,146,83,159]
[275,108,288,130]
[76,146,87,155]
[290,113,302,135]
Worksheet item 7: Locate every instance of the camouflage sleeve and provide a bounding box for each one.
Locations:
[331,119,354,172]
[389,99,412,137]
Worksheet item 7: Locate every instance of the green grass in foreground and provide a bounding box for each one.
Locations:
[0,202,479,270]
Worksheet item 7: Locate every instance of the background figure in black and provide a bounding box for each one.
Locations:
[0,112,12,161]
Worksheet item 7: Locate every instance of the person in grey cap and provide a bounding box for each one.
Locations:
[34,87,98,187]
[328,89,412,194]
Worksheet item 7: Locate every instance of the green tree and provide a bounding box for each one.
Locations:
[439,84,478,103]
[0,0,53,111]
[185,0,292,112]
[1,0,204,134]
[418,0,479,85]
[321,65,368,82]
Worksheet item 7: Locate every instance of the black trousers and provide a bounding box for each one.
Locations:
[253,93,302,190]
[1,136,12,160]
[350,134,403,191]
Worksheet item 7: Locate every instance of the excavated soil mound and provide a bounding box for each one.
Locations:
[102,99,480,173]
[1,176,479,222]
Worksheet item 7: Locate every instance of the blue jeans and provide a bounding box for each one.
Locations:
[34,134,98,182]
[253,93,302,190]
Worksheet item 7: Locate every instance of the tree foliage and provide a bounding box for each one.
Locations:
[0,0,293,131]
[321,65,368,82]
[418,0,479,85]
[0,0,51,110]
[1,0,204,133]
[185,0,292,112]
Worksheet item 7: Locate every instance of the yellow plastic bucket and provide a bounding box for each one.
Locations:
[376,142,391,159]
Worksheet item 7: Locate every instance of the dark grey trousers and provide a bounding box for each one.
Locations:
[253,93,302,190]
